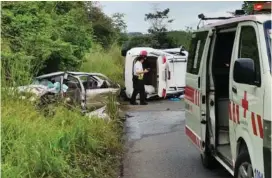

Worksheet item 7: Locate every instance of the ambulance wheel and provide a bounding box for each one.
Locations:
[201,148,217,169]
[234,151,253,178]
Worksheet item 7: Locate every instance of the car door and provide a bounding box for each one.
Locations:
[64,74,82,106]
[157,55,169,98]
[229,21,265,172]
[185,30,211,151]
[85,75,110,109]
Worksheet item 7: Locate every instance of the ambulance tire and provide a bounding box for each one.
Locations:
[201,149,217,169]
[234,151,252,178]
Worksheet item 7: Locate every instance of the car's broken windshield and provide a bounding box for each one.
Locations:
[32,76,68,93]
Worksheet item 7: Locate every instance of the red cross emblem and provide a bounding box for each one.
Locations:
[242,91,248,118]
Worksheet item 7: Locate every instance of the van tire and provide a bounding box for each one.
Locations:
[201,148,217,169]
[234,151,253,178]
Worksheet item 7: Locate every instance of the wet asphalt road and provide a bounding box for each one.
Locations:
[122,99,232,178]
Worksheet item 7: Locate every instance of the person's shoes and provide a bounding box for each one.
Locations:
[140,102,148,105]
[130,102,138,105]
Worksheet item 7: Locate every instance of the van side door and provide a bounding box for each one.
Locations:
[185,30,210,151]
[229,21,265,175]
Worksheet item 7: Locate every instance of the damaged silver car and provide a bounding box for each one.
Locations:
[18,71,121,112]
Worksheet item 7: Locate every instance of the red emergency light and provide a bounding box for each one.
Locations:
[253,2,271,12]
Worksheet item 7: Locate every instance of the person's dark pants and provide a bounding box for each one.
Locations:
[130,76,146,104]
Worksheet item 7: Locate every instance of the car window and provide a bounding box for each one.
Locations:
[65,76,80,90]
[238,26,261,84]
[187,31,209,75]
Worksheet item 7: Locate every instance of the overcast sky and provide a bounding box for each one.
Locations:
[99,1,243,33]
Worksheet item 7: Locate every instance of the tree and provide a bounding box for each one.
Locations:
[144,5,177,49]
[84,1,118,48]
[111,13,128,45]
[112,13,127,33]
[84,2,128,48]
[1,1,93,84]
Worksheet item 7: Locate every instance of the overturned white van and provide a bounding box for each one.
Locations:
[121,47,188,99]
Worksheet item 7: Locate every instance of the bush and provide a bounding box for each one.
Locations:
[1,92,123,178]
[80,43,125,86]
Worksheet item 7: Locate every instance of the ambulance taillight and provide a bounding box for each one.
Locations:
[162,88,166,98]
[162,56,166,64]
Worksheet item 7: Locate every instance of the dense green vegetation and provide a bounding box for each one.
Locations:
[2,93,123,178]
[1,1,125,85]
[1,2,125,178]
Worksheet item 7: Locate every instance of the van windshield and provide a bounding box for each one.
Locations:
[264,20,271,73]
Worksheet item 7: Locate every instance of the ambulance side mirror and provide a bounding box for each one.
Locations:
[233,58,259,86]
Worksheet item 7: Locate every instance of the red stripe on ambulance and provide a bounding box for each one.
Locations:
[185,86,200,106]
[232,103,236,123]
[195,90,199,106]
[236,105,240,124]
[185,86,195,103]
[256,115,263,139]
[250,112,264,139]
[228,102,232,120]
[185,126,202,150]
[251,112,258,136]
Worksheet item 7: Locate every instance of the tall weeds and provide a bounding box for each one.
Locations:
[80,43,125,86]
[2,92,123,178]
[1,44,125,177]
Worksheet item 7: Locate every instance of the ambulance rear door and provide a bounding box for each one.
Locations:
[157,55,169,98]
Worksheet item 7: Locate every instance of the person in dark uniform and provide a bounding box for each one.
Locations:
[130,51,149,105]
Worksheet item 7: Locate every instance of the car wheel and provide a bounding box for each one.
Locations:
[234,151,253,178]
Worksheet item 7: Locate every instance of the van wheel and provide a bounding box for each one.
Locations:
[201,148,217,169]
[234,151,253,178]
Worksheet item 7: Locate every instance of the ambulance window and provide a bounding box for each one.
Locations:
[187,31,209,75]
[238,26,261,84]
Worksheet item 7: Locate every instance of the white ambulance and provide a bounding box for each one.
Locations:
[122,47,187,99]
[184,3,271,178]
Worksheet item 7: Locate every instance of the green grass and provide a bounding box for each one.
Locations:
[80,43,125,86]
[1,44,125,178]
[1,92,123,178]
